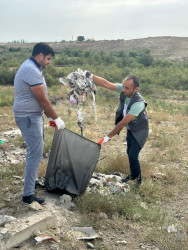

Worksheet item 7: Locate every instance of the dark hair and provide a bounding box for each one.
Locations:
[124,75,140,88]
[32,42,55,57]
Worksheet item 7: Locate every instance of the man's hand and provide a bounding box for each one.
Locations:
[49,117,65,130]
[55,117,65,130]
[98,136,110,145]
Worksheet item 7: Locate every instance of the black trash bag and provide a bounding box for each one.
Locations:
[45,129,101,195]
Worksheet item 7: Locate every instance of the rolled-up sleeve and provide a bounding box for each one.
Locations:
[128,102,145,116]
[116,83,123,93]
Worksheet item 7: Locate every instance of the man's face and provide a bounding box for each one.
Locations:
[123,78,138,98]
[39,53,53,69]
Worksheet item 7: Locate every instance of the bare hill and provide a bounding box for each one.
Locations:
[1,36,188,61]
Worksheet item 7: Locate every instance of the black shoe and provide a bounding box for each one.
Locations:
[35,180,45,189]
[134,175,142,186]
[121,175,134,183]
[22,195,45,204]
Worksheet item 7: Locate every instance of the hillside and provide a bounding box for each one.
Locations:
[1,36,188,61]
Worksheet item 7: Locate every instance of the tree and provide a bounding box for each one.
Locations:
[77,36,85,42]
[138,54,154,67]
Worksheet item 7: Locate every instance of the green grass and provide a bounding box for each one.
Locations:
[0,87,14,107]
[96,153,130,175]
[0,84,187,249]
[184,105,188,115]
[145,224,188,250]
[75,190,166,224]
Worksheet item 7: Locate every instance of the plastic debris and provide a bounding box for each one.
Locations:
[34,234,56,245]
[0,140,4,144]
[55,194,73,209]
[60,68,97,136]
[167,225,178,233]
[0,215,16,226]
[111,183,130,195]
[72,227,100,240]
[69,94,77,105]
[87,173,130,195]
[77,106,85,137]
[87,242,95,248]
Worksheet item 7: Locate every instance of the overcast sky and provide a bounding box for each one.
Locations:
[0,0,188,43]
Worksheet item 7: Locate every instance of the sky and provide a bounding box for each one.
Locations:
[0,0,188,43]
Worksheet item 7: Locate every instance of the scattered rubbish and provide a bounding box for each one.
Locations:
[0,227,8,234]
[87,242,95,248]
[0,215,16,227]
[10,159,20,164]
[13,175,22,180]
[139,243,159,249]
[167,225,178,233]
[55,194,73,209]
[2,129,21,136]
[140,202,148,210]
[116,240,127,246]
[87,173,130,196]
[28,201,43,211]
[5,216,57,249]
[0,140,4,144]
[77,106,85,137]
[98,212,108,220]
[72,227,100,240]
[60,68,97,136]
[111,183,130,195]
[34,234,57,245]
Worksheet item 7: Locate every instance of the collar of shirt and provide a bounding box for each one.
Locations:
[29,56,42,71]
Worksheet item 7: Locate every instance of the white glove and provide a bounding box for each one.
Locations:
[98,136,110,145]
[54,117,65,130]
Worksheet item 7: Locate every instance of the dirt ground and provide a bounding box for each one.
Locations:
[0,118,187,250]
[1,171,187,250]
[0,89,188,249]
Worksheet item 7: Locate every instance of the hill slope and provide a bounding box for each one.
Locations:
[1,36,188,61]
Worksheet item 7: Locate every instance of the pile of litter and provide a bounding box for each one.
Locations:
[60,68,97,136]
[87,172,130,195]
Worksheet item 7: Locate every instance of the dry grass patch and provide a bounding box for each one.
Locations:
[144,224,188,250]
[0,162,24,210]
[75,190,165,225]
[0,85,188,250]
[148,111,172,124]
[96,153,129,175]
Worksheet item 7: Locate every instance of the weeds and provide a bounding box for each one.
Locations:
[184,105,188,116]
[75,189,166,224]
[145,225,188,250]
[0,162,24,209]
[0,84,187,249]
[96,153,130,175]
[0,87,14,107]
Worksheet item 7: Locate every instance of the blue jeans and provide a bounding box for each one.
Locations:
[126,130,142,180]
[15,115,44,196]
